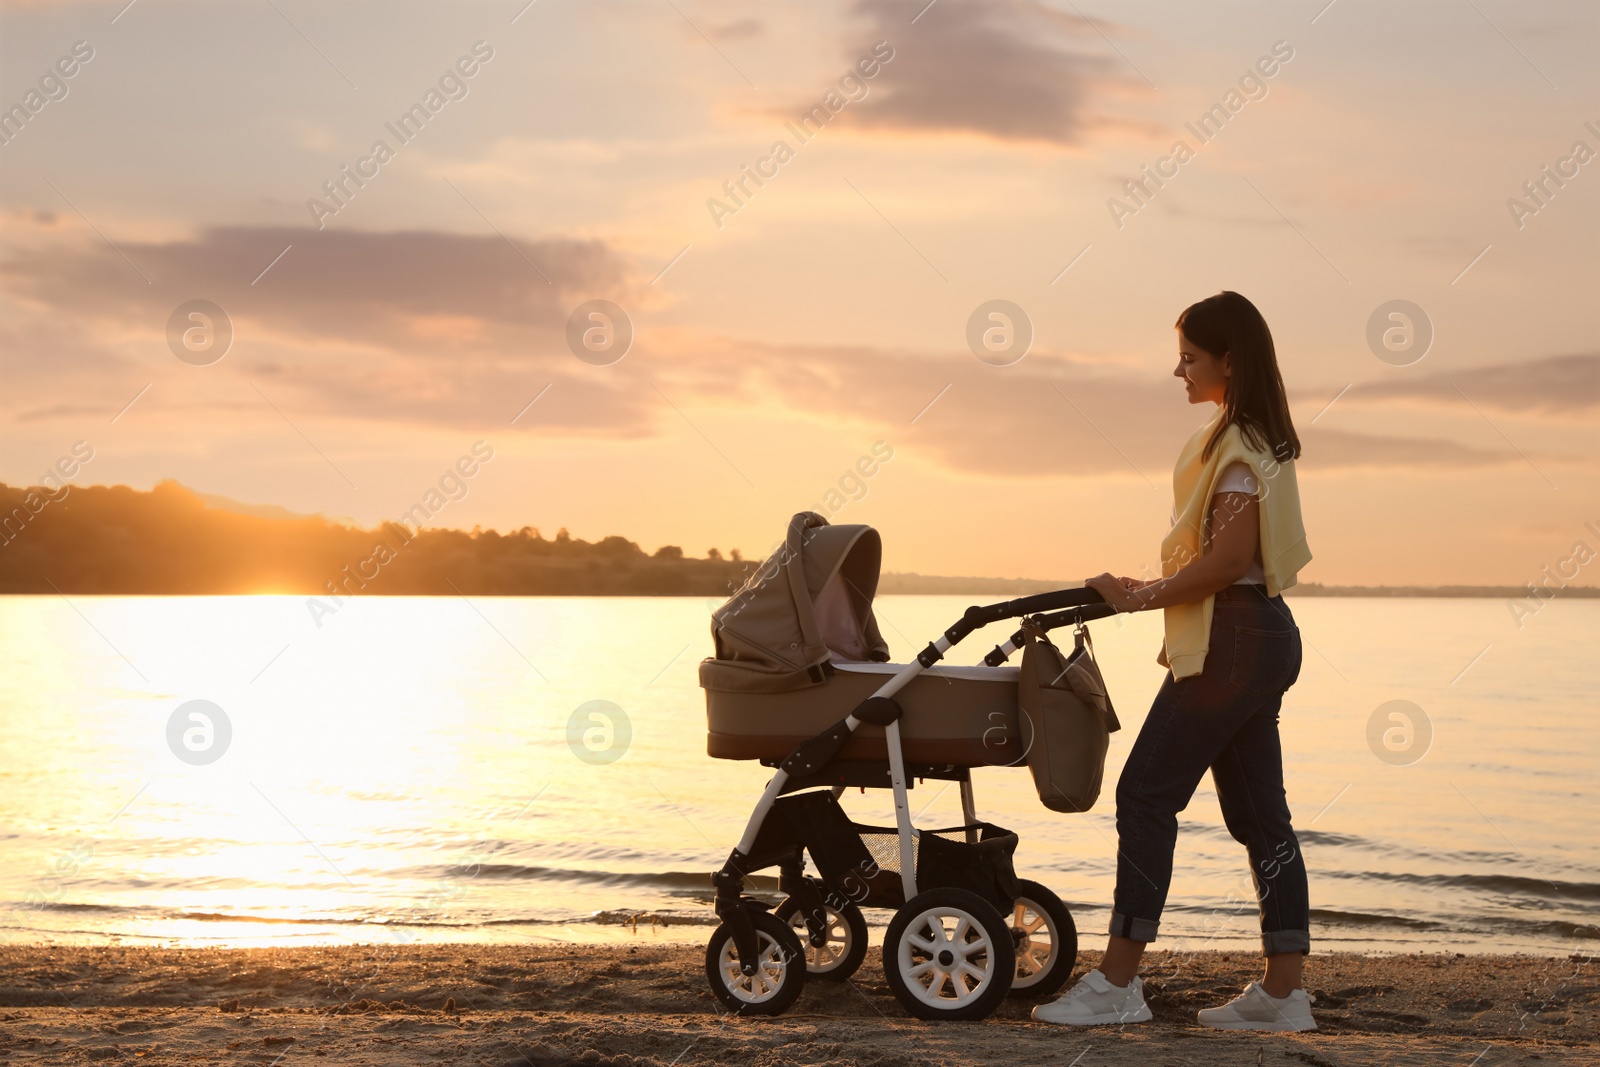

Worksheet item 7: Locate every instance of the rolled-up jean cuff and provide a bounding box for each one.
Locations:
[1262,930,1310,956]
[1109,912,1159,942]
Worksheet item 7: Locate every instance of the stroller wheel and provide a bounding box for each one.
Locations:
[704,910,806,1016]
[1007,879,1078,998]
[882,888,1015,1020]
[775,892,869,981]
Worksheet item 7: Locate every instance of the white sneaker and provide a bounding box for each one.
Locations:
[1031,969,1152,1026]
[1197,981,1317,1032]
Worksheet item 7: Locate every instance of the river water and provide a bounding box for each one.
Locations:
[1,594,1594,955]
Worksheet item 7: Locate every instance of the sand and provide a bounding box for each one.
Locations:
[0,943,1592,1066]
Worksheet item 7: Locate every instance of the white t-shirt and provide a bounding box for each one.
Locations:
[1171,461,1265,586]
[1214,461,1266,585]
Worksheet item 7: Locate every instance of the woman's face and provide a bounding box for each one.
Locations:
[1173,331,1230,405]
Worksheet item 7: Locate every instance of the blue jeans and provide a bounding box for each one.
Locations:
[1109,586,1310,956]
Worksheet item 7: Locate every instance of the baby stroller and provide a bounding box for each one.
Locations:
[699,512,1114,1020]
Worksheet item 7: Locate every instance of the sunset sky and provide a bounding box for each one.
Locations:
[2,0,1596,585]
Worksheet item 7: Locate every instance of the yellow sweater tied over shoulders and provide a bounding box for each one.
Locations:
[1158,407,1312,679]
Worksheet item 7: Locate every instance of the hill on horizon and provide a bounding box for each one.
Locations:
[0,479,754,597]
[2,480,1593,599]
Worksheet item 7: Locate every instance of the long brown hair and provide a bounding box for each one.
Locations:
[1176,291,1302,462]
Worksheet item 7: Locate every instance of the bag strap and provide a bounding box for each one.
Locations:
[1073,621,1119,728]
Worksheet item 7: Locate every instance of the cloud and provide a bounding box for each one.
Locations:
[1353,353,1599,415]
[839,0,1128,145]
[2,225,630,339]
[1298,427,1509,470]
[721,339,1190,478]
[0,225,651,434]
[0,224,1573,476]
[707,18,764,42]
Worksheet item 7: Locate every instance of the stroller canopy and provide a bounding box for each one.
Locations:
[700,512,890,694]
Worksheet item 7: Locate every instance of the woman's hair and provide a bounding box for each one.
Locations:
[1175,290,1302,461]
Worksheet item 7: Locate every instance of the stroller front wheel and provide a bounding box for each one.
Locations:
[775,891,869,981]
[704,910,806,1016]
[1007,879,1078,998]
[883,888,1015,1020]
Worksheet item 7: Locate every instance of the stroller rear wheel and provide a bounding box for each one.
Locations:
[883,888,1015,1020]
[775,891,869,981]
[1007,879,1078,998]
[704,910,806,1016]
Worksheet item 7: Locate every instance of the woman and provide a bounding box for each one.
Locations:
[1034,291,1316,1032]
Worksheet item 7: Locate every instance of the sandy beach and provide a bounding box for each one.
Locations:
[0,944,1591,1066]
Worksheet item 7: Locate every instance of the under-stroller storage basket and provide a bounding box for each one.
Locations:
[856,822,1021,913]
[770,790,1020,912]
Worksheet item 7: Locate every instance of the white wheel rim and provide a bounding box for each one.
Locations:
[1010,896,1059,988]
[787,907,853,973]
[717,929,791,1003]
[896,905,998,1008]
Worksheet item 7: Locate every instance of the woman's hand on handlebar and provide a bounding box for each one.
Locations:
[1085,572,1146,613]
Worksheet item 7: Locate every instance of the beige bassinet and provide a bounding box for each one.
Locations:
[707,662,1022,765]
[700,512,1027,768]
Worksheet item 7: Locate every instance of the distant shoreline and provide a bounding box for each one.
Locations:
[4,481,1593,599]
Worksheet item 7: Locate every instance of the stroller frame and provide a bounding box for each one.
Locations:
[709,585,1113,1017]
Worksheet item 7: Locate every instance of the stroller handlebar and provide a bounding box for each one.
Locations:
[911,587,1109,669]
[952,586,1105,634]
[983,586,1107,617]
[1034,602,1120,627]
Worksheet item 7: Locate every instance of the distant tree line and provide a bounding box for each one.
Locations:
[5,481,1587,599]
[0,480,754,596]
